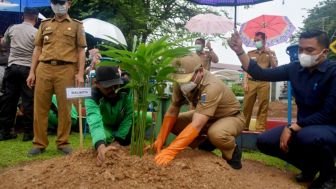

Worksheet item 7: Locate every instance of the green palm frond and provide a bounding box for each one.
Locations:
[101,36,191,156]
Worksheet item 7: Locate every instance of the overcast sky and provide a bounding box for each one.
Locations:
[208,0,322,65]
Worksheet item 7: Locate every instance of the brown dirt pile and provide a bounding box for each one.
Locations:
[0,146,305,189]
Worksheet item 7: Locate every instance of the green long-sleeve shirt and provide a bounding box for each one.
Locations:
[48,94,78,128]
[85,88,133,149]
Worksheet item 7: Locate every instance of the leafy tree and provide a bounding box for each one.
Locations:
[69,0,223,48]
[291,0,336,59]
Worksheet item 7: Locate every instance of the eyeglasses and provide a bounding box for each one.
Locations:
[51,0,66,5]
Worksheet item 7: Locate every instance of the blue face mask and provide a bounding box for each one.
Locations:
[195,44,203,52]
[255,41,263,49]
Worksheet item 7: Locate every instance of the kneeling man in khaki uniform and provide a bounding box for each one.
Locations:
[153,53,245,169]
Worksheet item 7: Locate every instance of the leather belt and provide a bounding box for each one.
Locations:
[248,78,259,82]
[42,60,73,65]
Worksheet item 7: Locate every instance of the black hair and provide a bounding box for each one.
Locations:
[255,32,266,41]
[23,7,38,20]
[195,38,205,46]
[299,30,330,49]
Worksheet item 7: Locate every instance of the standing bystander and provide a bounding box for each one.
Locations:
[194,38,219,71]
[0,7,39,141]
[26,0,87,156]
[242,32,277,131]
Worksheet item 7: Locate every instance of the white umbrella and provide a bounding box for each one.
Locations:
[82,18,127,46]
[185,13,233,35]
[38,13,46,20]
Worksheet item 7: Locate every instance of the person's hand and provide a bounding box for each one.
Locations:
[206,41,212,50]
[92,52,102,66]
[151,115,177,154]
[227,30,244,54]
[280,124,300,153]
[243,82,249,92]
[96,144,117,166]
[280,127,292,153]
[75,73,84,87]
[26,72,35,89]
[155,124,199,166]
[155,148,176,166]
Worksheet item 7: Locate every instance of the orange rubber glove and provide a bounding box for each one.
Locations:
[153,115,177,153]
[155,124,199,166]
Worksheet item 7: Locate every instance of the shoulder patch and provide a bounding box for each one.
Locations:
[41,18,52,22]
[201,93,207,105]
[73,19,83,24]
[248,49,257,53]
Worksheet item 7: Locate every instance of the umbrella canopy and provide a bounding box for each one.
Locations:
[0,0,50,12]
[239,14,295,47]
[82,18,127,46]
[185,13,233,34]
[187,0,273,27]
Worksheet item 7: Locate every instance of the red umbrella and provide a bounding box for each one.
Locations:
[239,14,295,47]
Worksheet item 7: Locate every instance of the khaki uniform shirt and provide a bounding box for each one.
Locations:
[34,16,87,63]
[172,70,241,119]
[246,49,276,79]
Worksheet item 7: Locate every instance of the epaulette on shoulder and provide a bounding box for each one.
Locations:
[41,18,52,22]
[73,19,83,24]
[248,49,257,53]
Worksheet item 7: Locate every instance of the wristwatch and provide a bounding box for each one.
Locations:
[287,125,296,134]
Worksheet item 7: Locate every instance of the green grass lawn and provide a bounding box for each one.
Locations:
[0,134,298,174]
[0,133,93,168]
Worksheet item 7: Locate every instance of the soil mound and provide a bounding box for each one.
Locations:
[0,146,304,189]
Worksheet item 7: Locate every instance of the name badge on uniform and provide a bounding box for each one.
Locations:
[201,93,207,105]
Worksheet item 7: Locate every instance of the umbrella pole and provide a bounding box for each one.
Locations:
[234,5,237,29]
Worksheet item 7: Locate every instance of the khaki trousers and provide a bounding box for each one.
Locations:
[33,63,75,149]
[243,80,270,131]
[171,111,244,160]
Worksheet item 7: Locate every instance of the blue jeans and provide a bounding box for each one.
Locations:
[257,125,336,177]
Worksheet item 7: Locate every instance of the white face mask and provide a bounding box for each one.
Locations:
[180,82,197,95]
[299,51,324,68]
[51,3,68,16]
[180,72,200,95]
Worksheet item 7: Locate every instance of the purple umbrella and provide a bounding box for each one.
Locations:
[187,0,273,28]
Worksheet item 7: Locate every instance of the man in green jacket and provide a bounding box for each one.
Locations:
[85,66,133,166]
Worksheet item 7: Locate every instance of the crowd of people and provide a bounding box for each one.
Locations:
[0,0,335,188]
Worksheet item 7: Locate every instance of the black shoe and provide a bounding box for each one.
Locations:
[295,171,316,182]
[27,148,45,156]
[309,174,336,189]
[58,146,73,155]
[22,133,34,142]
[226,145,242,170]
[0,132,17,141]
